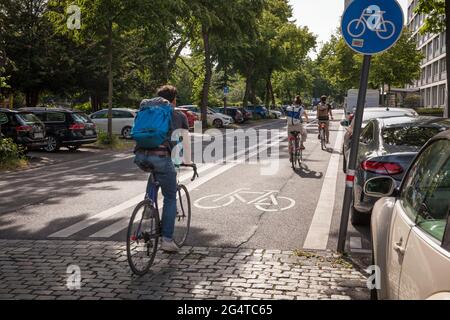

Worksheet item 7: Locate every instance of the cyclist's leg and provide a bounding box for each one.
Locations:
[326,121,330,143]
[300,125,307,149]
[151,157,178,241]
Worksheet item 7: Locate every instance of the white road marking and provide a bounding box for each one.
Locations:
[49,132,283,239]
[48,164,215,238]
[350,237,362,249]
[89,134,284,238]
[350,236,372,254]
[302,126,345,250]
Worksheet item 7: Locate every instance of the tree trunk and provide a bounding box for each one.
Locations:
[243,74,252,109]
[25,89,39,108]
[269,77,276,107]
[201,25,212,128]
[446,0,450,118]
[264,77,271,108]
[107,21,113,140]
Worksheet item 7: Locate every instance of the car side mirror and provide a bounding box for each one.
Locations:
[364,176,397,198]
[340,120,349,127]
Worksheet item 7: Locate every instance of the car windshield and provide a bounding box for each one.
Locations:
[382,126,443,147]
[17,113,42,124]
[73,113,92,123]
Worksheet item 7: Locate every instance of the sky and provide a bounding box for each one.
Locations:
[290,0,409,57]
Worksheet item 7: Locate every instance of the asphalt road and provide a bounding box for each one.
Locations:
[0,110,370,254]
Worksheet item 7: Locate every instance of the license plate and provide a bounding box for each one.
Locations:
[85,130,94,136]
[34,133,44,139]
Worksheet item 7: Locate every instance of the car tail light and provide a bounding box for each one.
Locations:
[69,123,85,130]
[16,125,32,132]
[361,160,403,175]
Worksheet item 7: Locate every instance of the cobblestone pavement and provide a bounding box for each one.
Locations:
[0,240,369,300]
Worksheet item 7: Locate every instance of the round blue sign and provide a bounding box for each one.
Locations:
[341,0,404,55]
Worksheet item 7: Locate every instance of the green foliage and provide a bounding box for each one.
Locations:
[0,138,27,171]
[415,107,444,116]
[415,0,446,34]
[370,30,424,88]
[96,130,120,147]
[403,95,422,109]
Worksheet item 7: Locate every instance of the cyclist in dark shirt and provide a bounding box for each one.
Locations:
[134,85,192,253]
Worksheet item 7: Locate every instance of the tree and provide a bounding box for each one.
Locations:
[416,0,449,117]
[318,34,362,101]
[370,29,423,105]
[0,0,78,107]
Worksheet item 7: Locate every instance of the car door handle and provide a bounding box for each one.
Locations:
[394,242,406,255]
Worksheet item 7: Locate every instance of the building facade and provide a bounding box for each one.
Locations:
[407,0,447,108]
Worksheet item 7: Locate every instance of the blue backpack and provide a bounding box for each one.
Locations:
[131,102,173,149]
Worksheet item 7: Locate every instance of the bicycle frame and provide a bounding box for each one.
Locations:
[358,10,387,32]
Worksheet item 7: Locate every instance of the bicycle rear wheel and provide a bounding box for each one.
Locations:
[173,185,192,247]
[126,200,160,276]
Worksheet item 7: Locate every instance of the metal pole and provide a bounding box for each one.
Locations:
[337,54,372,253]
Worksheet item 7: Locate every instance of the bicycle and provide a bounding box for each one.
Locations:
[126,163,199,276]
[347,5,396,40]
[319,122,327,151]
[289,131,303,171]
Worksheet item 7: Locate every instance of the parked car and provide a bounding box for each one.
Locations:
[342,107,419,170]
[90,108,137,138]
[245,105,269,119]
[180,105,233,128]
[269,109,282,119]
[367,129,450,300]
[21,108,97,152]
[0,108,47,151]
[218,107,244,124]
[347,116,450,225]
[175,107,198,128]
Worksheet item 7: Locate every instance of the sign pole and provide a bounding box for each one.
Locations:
[337,54,372,253]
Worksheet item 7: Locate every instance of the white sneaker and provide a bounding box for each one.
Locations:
[161,239,179,253]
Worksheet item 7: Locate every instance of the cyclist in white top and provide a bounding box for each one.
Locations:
[286,96,309,150]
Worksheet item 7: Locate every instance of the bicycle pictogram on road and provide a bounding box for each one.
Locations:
[194,188,296,212]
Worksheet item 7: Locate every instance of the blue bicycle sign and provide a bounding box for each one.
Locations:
[348,5,396,40]
[342,0,404,55]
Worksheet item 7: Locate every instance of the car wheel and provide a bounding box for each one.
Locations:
[43,135,60,153]
[213,119,223,128]
[121,126,132,139]
[351,206,371,226]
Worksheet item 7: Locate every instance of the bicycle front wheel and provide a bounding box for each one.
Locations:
[126,200,160,276]
[173,185,192,247]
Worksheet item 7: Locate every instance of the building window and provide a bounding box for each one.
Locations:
[439,85,446,106]
[432,86,438,106]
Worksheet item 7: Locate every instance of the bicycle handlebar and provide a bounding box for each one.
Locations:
[179,163,199,181]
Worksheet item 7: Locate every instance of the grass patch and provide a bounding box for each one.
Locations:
[94,131,135,151]
[0,138,28,171]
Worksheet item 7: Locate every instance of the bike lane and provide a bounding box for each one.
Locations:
[183,118,344,250]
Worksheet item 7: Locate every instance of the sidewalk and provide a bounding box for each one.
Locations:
[0,240,369,300]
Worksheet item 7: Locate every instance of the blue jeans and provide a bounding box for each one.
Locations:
[134,153,177,240]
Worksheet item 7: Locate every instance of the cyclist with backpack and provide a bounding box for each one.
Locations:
[286,96,309,150]
[316,95,334,144]
[132,85,192,253]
